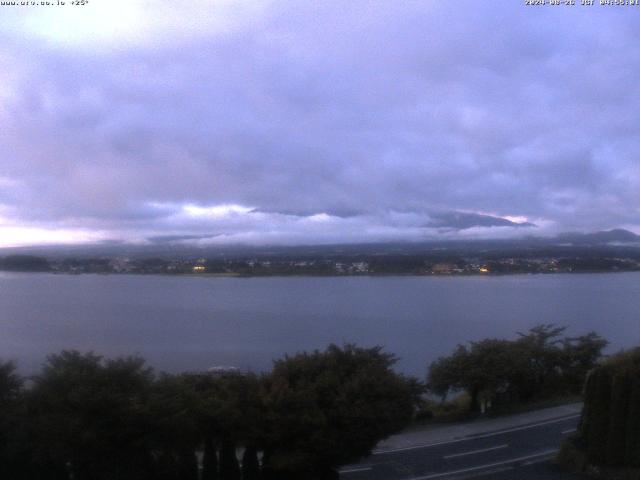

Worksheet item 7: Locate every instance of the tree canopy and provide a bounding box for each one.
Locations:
[260,344,419,478]
[0,344,418,480]
[427,325,607,413]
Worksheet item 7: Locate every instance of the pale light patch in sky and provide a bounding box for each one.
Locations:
[0,225,106,248]
[182,204,254,218]
[464,211,533,226]
[306,213,332,223]
[23,0,144,47]
[10,0,269,50]
[452,226,533,240]
[503,215,530,224]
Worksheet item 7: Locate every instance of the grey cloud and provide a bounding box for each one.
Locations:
[0,1,639,245]
[146,234,221,244]
[249,207,363,219]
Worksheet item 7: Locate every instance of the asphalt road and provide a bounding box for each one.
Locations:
[340,413,587,480]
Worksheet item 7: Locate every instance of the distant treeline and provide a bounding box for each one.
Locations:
[0,255,50,271]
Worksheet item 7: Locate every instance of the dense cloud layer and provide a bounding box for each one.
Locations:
[0,0,639,247]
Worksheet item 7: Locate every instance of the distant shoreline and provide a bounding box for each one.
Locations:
[2,269,639,278]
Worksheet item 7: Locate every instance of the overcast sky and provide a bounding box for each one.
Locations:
[1,0,639,248]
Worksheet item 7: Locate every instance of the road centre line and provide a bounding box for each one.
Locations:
[443,444,508,460]
[373,414,580,455]
[407,449,558,480]
[522,455,555,466]
[561,428,577,434]
[339,466,372,474]
[460,414,580,441]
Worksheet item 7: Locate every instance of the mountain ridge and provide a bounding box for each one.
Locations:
[1,229,639,259]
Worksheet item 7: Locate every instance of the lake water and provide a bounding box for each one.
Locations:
[1,272,639,377]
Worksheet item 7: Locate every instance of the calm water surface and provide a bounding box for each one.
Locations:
[1,272,639,376]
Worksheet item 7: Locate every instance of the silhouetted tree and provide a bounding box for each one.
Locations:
[219,439,241,480]
[427,345,467,403]
[261,344,418,478]
[241,446,261,480]
[202,436,219,480]
[575,348,640,468]
[560,332,609,393]
[28,351,155,480]
[428,325,607,413]
[183,370,263,480]
[148,374,201,480]
[0,360,29,480]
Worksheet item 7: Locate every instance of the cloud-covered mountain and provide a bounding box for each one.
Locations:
[556,229,640,245]
[427,212,535,230]
[2,229,639,261]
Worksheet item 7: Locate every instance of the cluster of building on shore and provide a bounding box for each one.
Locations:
[42,255,640,276]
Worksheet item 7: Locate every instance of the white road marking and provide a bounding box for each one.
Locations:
[443,444,508,460]
[407,449,558,480]
[339,466,373,474]
[522,456,554,466]
[374,414,580,455]
[561,428,577,434]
